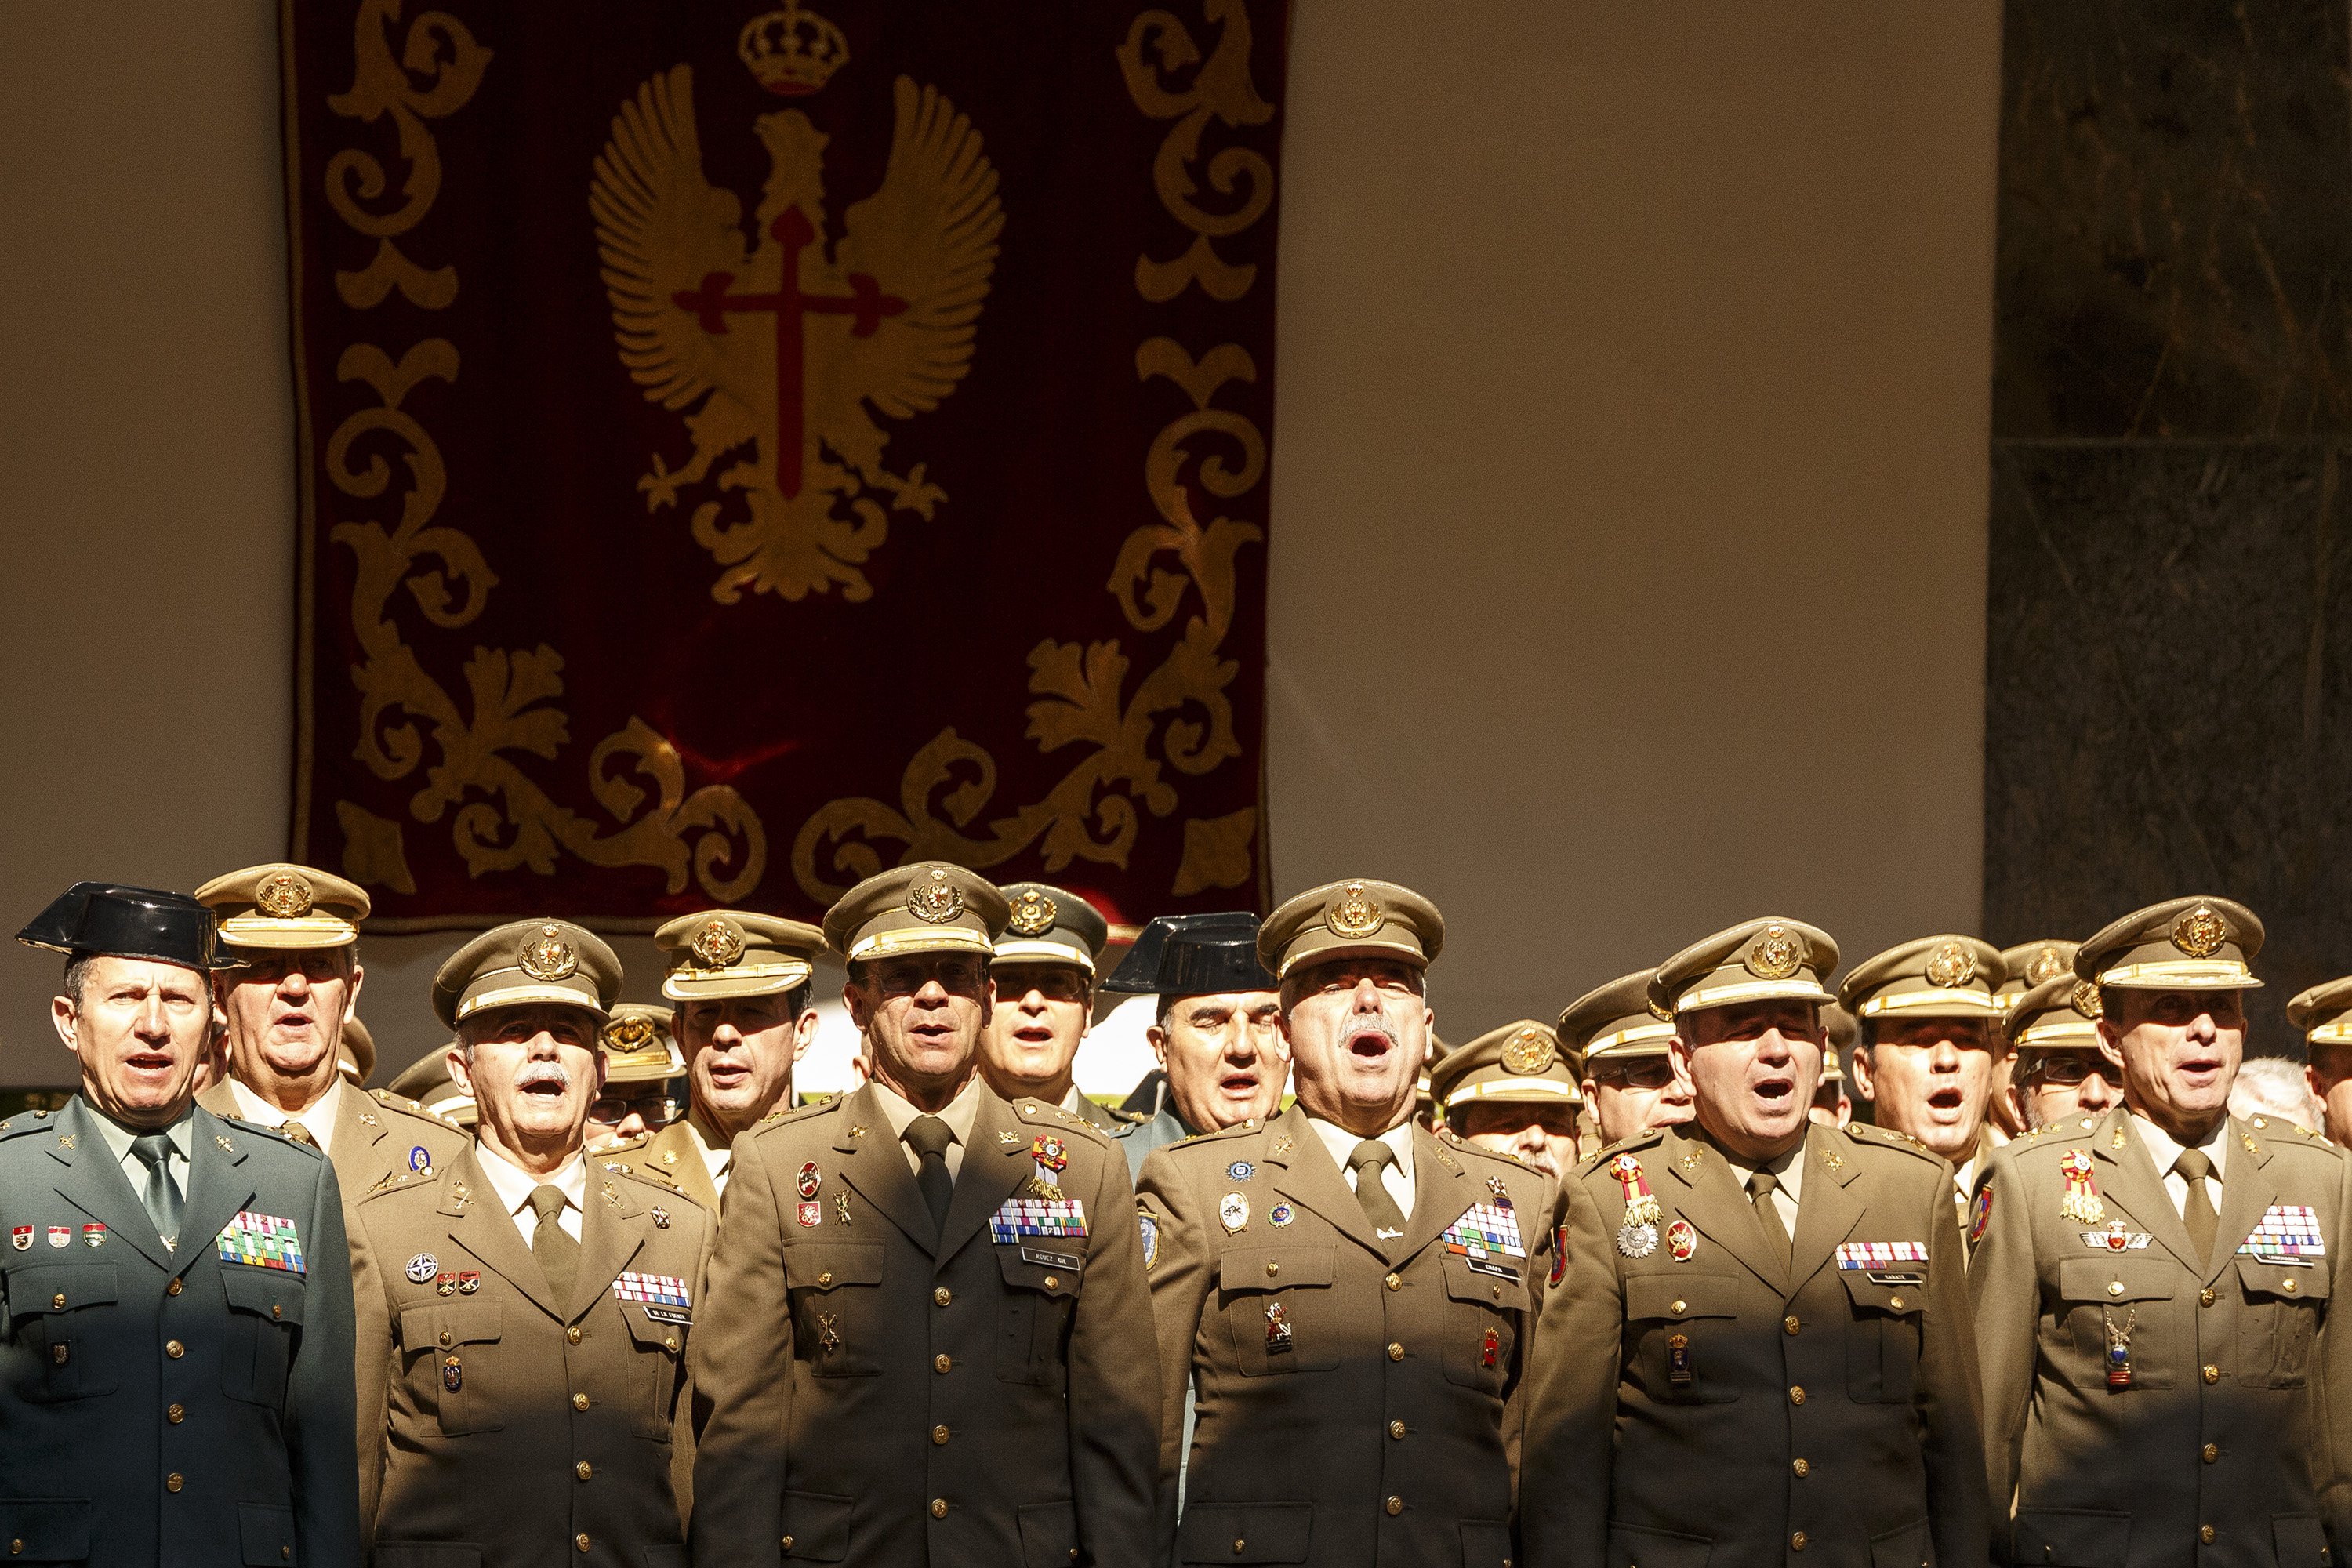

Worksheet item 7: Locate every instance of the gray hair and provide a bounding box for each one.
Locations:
[2228,1055,2321,1131]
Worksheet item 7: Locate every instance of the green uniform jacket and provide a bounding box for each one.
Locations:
[350,1145,713,1567]
[688,1083,1159,1567]
[0,1097,360,1565]
[1118,1107,1196,1181]
[1521,1120,1991,1568]
[1135,1104,1559,1567]
[1969,1105,2352,1567]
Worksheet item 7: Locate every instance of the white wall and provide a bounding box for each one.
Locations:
[0,2,2002,1085]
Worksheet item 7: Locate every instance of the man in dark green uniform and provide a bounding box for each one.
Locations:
[1105,912,1286,1178]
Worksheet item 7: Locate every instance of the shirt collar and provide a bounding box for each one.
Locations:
[85,1101,195,1165]
[471,1139,587,1217]
[1710,1131,1806,1205]
[2130,1110,2230,1181]
[870,1073,985,1149]
[228,1076,342,1142]
[1303,1113,1416,1174]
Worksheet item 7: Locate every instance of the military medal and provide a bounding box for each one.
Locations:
[1666,1331,1693,1388]
[797,1162,822,1201]
[1264,1300,1293,1354]
[405,1253,440,1284]
[1667,1220,1697,1261]
[1269,1201,1296,1228]
[2102,1305,2136,1390]
[442,1353,462,1392]
[1219,1192,1250,1235]
[1608,1154,1663,1258]
[2058,1150,2106,1225]
[797,1202,822,1228]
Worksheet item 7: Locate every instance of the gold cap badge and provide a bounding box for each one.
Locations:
[2071,980,2103,1019]
[907,867,966,925]
[1501,1027,1555,1075]
[2172,906,2227,960]
[255,872,314,920]
[2026,945,2071,985]
[689,916,745,969]
[604,1013,658,1051]
[1923,941,1977,989]
[1326,882,1385,939]
[519,925,579,982]
[1007,888,1058,937]
[1745,924,1802,981]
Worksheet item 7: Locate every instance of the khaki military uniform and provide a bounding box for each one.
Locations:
[350,1145,712,1566]
[1523,1120,1991,1568]
[198,1079,470,1206]
[1137,1104,1558,1566]
[1970,1105,2352,1563]
[689,1083,1159,1566]
[597,1117,727,1218]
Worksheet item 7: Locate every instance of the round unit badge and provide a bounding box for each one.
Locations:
[405,1253,440,1284]
[1325,882,1385,938]
[408,1145,433,1174]
[1226,1160,1255,1181]
[1269,1201,1295,1228]
[1667,1220,1697,1261]
[1745,925,1802,981]
[797,1161,822,1201]
[1218,1192,1250,1235]
[1923,941,1977,989]
[1501,1028,1553,1075]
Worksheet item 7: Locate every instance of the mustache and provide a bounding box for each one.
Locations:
[1342,1017,1400,1047]
[515,1062,572,1091]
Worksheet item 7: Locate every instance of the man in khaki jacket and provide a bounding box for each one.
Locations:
[1845,934,2010,1230]
[689,862,1157,1567]
[1971,897,2352,1565]
[1523,918,1991,1568]
[1558,969,1695,1147]
[982,881,1131,1131]
[350,919,713,1566]
[1138,878,1557,1567]
[194,863,470,1204]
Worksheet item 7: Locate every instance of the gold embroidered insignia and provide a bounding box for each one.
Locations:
[1501,1027,1554,1075]
[1007,888,1058,936]
[1924,941,1977,989]
[906,868,964,924]
[689,916,745,968]
[519,925,578,982]
[1746,924,1802,981]
[2172,906,2227,959]
[256,871,314,919]
[1325,882,1384,938]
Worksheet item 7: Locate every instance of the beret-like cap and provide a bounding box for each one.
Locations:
[1100,912,1276,997]
[2004,974,2106,1051]
[600,1003,687,1083]
[1649,917,1838,1017]
[655,910,823,1001]
[17,882,242,972]
[1558,970,1675,1062]
[1258,879,1443,981]
[822,862,1010,963]
[1432,1019,1582,1111]
[195,862,369,951]
[2288,977,2352,1047]
[2075,896,2263,991]
[432,918,623,1029]
[1839,935,2005,1021]
[1995,939,2077,1007]
[993,883,1109,974]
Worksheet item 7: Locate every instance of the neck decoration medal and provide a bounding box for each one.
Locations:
[2058,1150,2106,1225]
[1610,1153,1664,1258]
[1025,1135,1069,1200]
[2102,1305,2136,1389]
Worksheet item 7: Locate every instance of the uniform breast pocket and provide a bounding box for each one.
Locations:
[220,1266,306,1406]
[2234,1258,2331,1388]
[3,1263,119,1403]
[786,1243,885,1378]
[2056,1257,2176,1390]
[1437,1253,1526,1395]
[1218,1246,1339,1376]
[620,1302,689,1439]
[994,1244,1084,1388]
[1837,1269,1925,1403]
[399,1300,503,1435]
[1625,1272,1740,1404]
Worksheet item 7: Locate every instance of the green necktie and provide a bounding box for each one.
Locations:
[1748,1170,1792,1270]
[1349,1141,1409,1258]
[529,1185,579,1302]
[129,1133,184,1250]
[2175,1149,2219,1265]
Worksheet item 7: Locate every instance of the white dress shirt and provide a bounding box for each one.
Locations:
[229,1075,343,1159]
[2131,1112,2230,1218]
[1305,1116,1417,1220]
[472,1142,586,1245]
[872,1075,985,1181]
[1718,1141,1806,1233]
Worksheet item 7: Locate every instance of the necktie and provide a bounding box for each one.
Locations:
[129,1134,184,1249]
[1348,1140,1409,1254]
[529,1185,578,1301]
[906,1116,956,1234]
[2174,1149,2219,1264]
[277,1120,314,1149]
[1748,1170,1792,1270]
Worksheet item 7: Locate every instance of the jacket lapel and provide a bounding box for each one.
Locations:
[176,1106,259,1276]
[2204,1116,2278,1287]
[439,1148,561,1321]
[938,1090,1036,1265]
[1263,1105,1383,1259]
[335,1080,391,1191]
[569,1169,647,1321]
[1396,1127,1476,1263]
[2090,1109,2202,1275]
[51,1099,178,1272]
[831,1084,938,1257]
[1786,1126,1866,1294]
[1657,1129,1787,1294]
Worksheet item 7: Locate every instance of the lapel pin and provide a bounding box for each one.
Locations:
[652,1205,670,1229]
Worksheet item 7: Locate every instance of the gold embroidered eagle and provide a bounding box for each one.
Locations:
[591,64,1002,603]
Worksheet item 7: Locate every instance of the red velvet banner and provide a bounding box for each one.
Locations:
[283,0,1283,931]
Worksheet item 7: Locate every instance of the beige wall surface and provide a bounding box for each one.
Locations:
[0,2,2002,1086]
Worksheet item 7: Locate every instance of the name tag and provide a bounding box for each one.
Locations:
[1020,1246,1082,1271]
[216,1211,306,1276]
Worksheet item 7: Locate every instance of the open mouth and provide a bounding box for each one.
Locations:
[1754,1076,1793,1103]
[517,1065,569,1099]
[124,1051,175,1077]
[1012,1025,1055,1046]
[1218,1069,1261,1095]
[2177,1057,2224,1083]
[1345,1024,1393,1062]
[1927,1086,1965,1116]
[706,1059,750,1089]
[909,1020,957,1045]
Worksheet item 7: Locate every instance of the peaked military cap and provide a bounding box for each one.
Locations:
[1996,938,2077,1011]
[387,1045,456,1104]
[195,862,369,950]
[339,1016,376,1085]
[1433,1019,1582,1112]
[822,862,1009,962]
[1558,970,1675,1062]
[2004,974,2105,1051]
[993,882,1110,973]
[1649,916,1838,1016]
[2287,977,2352,1048]
[1820,1003,1856,1080]
[2075,895,2263,990]
[1100,911,1276,997]
[601,1003,687,1083]
[655,909,823,1001]
[1839,935,2005,1021]
[432,917,622,1029]
[1258,878,1443,980]
[17,881,242,971]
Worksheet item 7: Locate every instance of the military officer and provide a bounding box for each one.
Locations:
[690,862,1157,1567]
[1523,916,1991,1568]
[587,1004,688,1146]
[2291,976,2352,1145]
[193,862,468,1207]
[1434,1020,1583,1178]
[349,919,713,1565]
[979,881,1129,1131]
[1137,878,1556,1566]
[1813,1004,1855,1128]
[1102,911,1287,1178]
[1843,935,2009,1223]
[1971,896,2352,1564]
[1558,969,1696,1145]
[1993,940,2078,1141]
[2002,974,2123,1131]
[2,883,360,1565]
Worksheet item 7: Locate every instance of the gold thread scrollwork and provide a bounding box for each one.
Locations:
[1117,0,1275,303]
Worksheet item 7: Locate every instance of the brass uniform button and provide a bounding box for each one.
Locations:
[576,1533,592,1552]
[166,1403,183,1424]
[1670,1300,1687,1315]
[1490,1283,1501,1301]
[1791,1531,1808,1552]
[49,1294,64,1310]
[933,1425,951,1445]
[1792,1458,1810,1478]
[665,1334,679,1351]
[165,1340,184,1359]
[2201,1288,2217,1307]
[2107,1282,2124,1297]
[1388,1342,1404,1362]
[1788,1385,1806,1406]
[1388,1420,1406,1439]
[2202,1444,2219,1464]
[935,1353,953,1374]
[2285,1278,2299,1294]
[165,1474,183,1494]
[1385,1274,1401,1291]
[2201,1526,2216,1545]
[931,1498,949,1519]
[566,1326,582,1344]
[575,1461,592,1481]
[1784,1316,1800,1336]
[572,1392,590,1410]
[2202,1364,2220,1385]
[1889,1294,1906,1311]
[1385,1496,1403,1516]
[1265,1261,1279,1278]
[165,1278,181,1297]
[1044,1275,1061,1290]
[12,1538,24,1555]
[934,1287,953,1307]
[271,1305,281,1320]
[438,1330,453,1348]
[818,1271,833,1287]
[782,1537,793,1553]
[1232,1541,1246,1555]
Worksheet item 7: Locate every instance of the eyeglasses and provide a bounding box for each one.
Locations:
[996,967,1090,1003]
[1592,1058,1676,1092]
[867,955,988,998]
[588,1091,683,1127]
[2025,1054,2114,1089]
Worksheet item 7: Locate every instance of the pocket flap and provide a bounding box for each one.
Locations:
[1178,1502,1313,1563]
[780,1489,853,1562]
[785,1243,884,1292]
[1217,1247,1334,1295]
[2057,1257,2176,1306]
[1625,1273,1737,1322]
[1837,1270,1926,1316]
[399,1299,503,1351]
[221,1266,307,1324]
[0,1500,89,1563]
[621,1303,689,1348]
[2274,1513,2328,1568]
[2237,1258,2332,1301]
[2013,1508,2131,1568]
[1439,1251,1528,1308]
[1867,1519,1932,1568]
[1606,1520,1711,1568]
[238,1501,296,1566]
[996,1245,1084,1299]
[3,1264,117,1315]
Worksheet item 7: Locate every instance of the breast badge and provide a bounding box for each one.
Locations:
[1608,1154,1663,1258]
[2058,1149,2106,1225]
[9,1227,27,1251]
[1138,1211,1160,1270]
[1667,1220,1697,1261]
[405,1252,441,1284]
[2082,1221,2152,1251]
[797,1201,822,1227]
[1226,1160,1255,1181]
[2102,1306,2137,1389]
[442,1354,463,1393]
[797,1161,822,1201]
[45,1227,67,1250]
[1265,1300,1294,1354]
[1479,1326,1501,1368]
[1269,1201,1296,1228]
[409,1145,434,1174]
[833,1192,852,1227]
[989,1194,1089,1244]
[1219,1192,1250,1236]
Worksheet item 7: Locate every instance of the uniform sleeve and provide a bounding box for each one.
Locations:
[1135,1145,1210,1555]
[688,1133,794,1566]
[1915,1156,1994,1568]
[347,1192,394,1544]
[1501,1171,1562,1492]
[289,1155,362,1566]
[1065,1136,1160,1566]
[2314,1149,2352,1553]
[1516,1170,1618,1568]
[1968,1151,2037,1560]
[670,1201,718,1534]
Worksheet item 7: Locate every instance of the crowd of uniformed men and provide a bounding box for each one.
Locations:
[3,862,2348,1567]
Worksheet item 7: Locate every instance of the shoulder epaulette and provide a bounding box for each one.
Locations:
[1580,1127,1664,1175]
[606,1160,712,1209]
[752,1097,844,1138]
[0,1109,62,1143]
[234,1120,327,1160]
[1842,1121,1943,1164]
[1011,1098,1111,1146]
[372,1087,463,1131]
[1175,1117,1266,1149]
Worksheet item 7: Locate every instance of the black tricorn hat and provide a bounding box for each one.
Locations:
[1101,912,1278,997]
[16,882,242,971]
